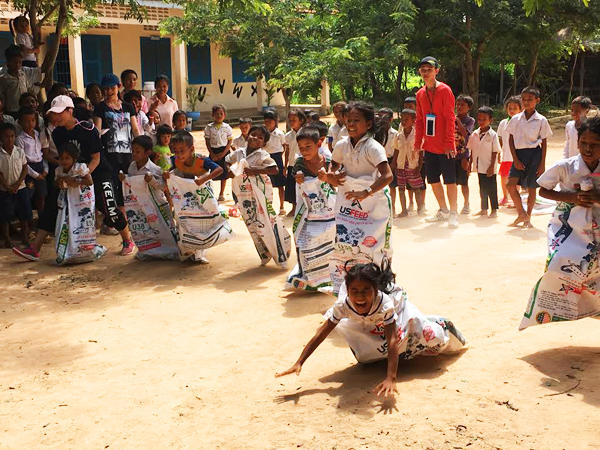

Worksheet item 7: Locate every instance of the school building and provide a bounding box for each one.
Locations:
[0,0,330,116]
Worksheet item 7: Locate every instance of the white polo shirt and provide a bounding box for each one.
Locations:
[284,129,299,167]
[0,145,27,191]
[331,134,387,179]
[384,127,398,158]
[264,127,285,154]
[505,110,552,149]
[327,122,348,146]
[496,118,512,163]
[232,134,248,150]
[467,127,501,174]
[127,158,165,191]
[204,122,233,148]
[394,127,418,170]
[537,154,599,193]
[563,120,579,159]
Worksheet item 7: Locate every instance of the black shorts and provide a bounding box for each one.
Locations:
[509,147,541,189]
[455,158,469,186]
[211,146,229,181]
[284,166,296,203]
[388,157,397,188]
[105,153,132,206]
[424,151,456,185]
[0,188,32,223]
[269,152,286,188]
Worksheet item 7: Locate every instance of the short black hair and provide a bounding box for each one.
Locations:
[401,108,416,117]
[309,112,320,122]
[120,69,138,82]
[477,106,494,120]
[73,97,87,109]
[404,96,416,104]
[248,125,270,144]
[85,83,101,98]
[263,109,277,120]
[17,106,36,120]
[572,96,592,110]
[156,124,173,139]
[123,90,142,103]
[212,104,226,114]
[577,116,600,139]
[457,94,474,108]
[172,110,187,123]
[239,117,252,125]
[377,107,394,119]
[312,120,329,138]
[504,95,522,108]
[332,101,348,113]
[521,86,541,98]
[59,142,80,161]
[132,134,153,152]
[155,74,170,85]
[296,126,320,144]
[73,106,92,122]
[19,92,36,106]
[0,122,16,135]
[170,130,194,147]
[5,45,22,61]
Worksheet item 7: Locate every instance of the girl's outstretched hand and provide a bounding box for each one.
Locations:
[374,378,398,398]
[275,363,302,378]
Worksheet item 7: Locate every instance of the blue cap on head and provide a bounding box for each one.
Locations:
[100,73,120,88]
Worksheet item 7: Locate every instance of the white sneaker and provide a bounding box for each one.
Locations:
[448,211,459,228]
[426,210,450,223]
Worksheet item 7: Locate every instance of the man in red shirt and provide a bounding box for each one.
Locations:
[414,57,459,228]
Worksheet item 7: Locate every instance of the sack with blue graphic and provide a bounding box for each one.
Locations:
[122,175,180,260]
[285,177,336,291]
[330,176,393,295]
[55,177,106,265]
[230,160,291,267]
[167,175,233,259]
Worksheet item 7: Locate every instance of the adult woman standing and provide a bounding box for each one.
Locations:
[148,75,178,128]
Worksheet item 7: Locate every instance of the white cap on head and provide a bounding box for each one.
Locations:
[46,95,74,115]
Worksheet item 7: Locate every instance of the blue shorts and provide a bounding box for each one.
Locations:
[425,151,456,185]
[509,147,541,189]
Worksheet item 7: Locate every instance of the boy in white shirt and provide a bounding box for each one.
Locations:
[327,101,348,153]
[394,109,424,217]
[496,96,522,206]
[563,96,592,159]
[468,106,501,218]
[232,117,252,150]
[506,86,553,227]
[262,108,287,214]
[204,104,233,201]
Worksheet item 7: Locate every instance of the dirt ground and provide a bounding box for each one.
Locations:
[1,122,599,449]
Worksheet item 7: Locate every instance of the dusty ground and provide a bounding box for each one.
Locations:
[1,123,599,449]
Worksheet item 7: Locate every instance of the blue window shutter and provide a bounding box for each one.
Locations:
[187,43,211,84]
[231,56,254,83]
[0,32,14,66]
[81,35,113,86]
[140,37,172,96]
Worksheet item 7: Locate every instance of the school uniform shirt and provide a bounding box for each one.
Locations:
[505,110,552,149]
[16,130,43,178]
[0,114,16,125]
[537,154,599,193]
[414,81,456,154]
[319,144,332,159]
[204,122,233,148]
[172,154,219,179]
[127,158,164,190]
[332,134,387,179]
[395,127,419,170]
[94,101,137,154]
[497,118,513,163]
[384,127,398,158]
[328,122,349,147]
[0,66,42,113]
[324,286,397,328]
[563,120,579,159]
[16,32,37,63]
[467,128,501,174]
[55,162,89,179]
[225,148,276,170]
[284,129,300,167]
[0,145,27,191]
[264,127,286,154]
[136,110,150,134]
[150,95,179,128]
[232,134,248,150]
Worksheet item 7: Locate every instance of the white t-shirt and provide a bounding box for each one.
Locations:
[204,122,233,148]
[264,127,285,154]
[383,128,398,158]
[225,148,276,169]
[284,129,299,167]
[232,134,248,150]
[0,145,27,190]
[496,118,512,163]
[324,283,397,327]
[505,110,552,149]
[332,134,387,179]
[537,154,599,193]
[563,120,579,159]
[327,122,348,147]
[16,33,36,62]
[467,128,501,174]
[127,158,164,190]
[55,162,89,178]
[319,144,332,159]
[394,127,418,169]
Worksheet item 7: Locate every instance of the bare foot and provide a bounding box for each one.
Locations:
[510,214,529,227]
[474,210,487,216]
[2,239,14,249]
[488,210,498,218]
[522,219,533,228]
[286,209,295,218]
[397,211,409,218]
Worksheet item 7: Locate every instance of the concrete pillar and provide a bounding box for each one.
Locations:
[320,79,330,115]
[256,77,264,111]
[68,35,85,97]
[172,41,187,109]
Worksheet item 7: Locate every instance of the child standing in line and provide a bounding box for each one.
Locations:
[468,106,501,218]
[16,106,47,218]
[0,122,31,246]
[376,108,398,215]
[232,117,252,150]
[403,96,422,212]
[10,16,41,68]
[497,96,522,206]
[204,104,233,201]
[313,121,332,159]
[85,83,103,110]
[564,96,592,159]
[153,124,173,171]
[172,110,188,132]
[394,109,424,217]
[284,109,307,216]
[506,86,553,227]
[263,108,287,215]
[327,101,348,153]
[455,95,475,215]
[124,90,151,135]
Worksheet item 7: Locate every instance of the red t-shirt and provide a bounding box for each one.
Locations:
[414,82,456,154]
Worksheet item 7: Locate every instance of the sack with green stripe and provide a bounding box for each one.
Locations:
[285,177,336,291]
[167,175,232,258]
[122,175,180,260]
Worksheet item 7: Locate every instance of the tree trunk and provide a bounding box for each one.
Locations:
[499,61,504,105]
[528,44,540,86]
[567,48,578,111]
[40,0,68,90]
[579,52,585,95]
[461,56,468,93]
[281,87,292,124]
[395,61,404,101]
[464,49,479,106]
[513,60,518,94]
